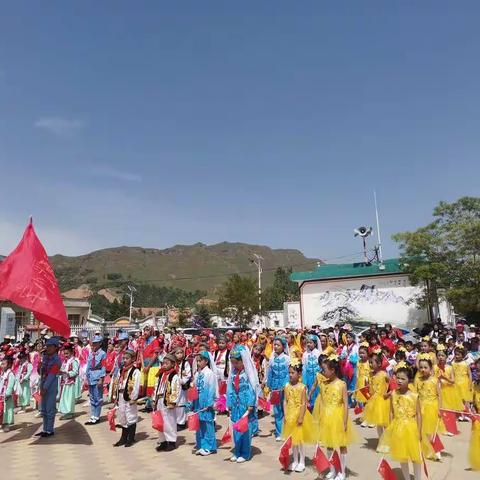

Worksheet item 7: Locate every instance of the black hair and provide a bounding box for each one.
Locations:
[289,363,303,374]
[322,358,341,378]
[3,356,13,366]
[395,350,406,361]
[395,367,412,382]
[369,352,383,366]
[418,357,433,368]
[358,344,369,354]
[318,354,328,366]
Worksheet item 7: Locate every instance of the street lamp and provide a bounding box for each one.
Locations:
[250,254,264,313]
[127,285,137,324]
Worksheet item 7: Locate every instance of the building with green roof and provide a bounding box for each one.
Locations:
[289,258,430,329]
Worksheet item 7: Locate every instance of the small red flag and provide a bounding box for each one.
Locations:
[151,410,164,432]
[233,415,249,433]
[430,434,444,453]
[219,381,227,395]
[258,396,271,413]
[188,412,200,431]
[377,458,397,480]
[220,426,232,445]
[107,408,117,432]
[440,410,459,435]
[278,436,292,470]
[270,390,281,405]
[329,450,342,473]
[359,385,371,401]
[354,404,364,415]
[388,376,397,392]
[0,219,70,337]
[313,445,330,473]
[187,385,199,401]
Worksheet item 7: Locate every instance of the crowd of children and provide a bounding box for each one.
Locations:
[0,318,479,480]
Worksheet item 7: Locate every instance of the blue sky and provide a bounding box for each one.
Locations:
[1,2,479,263]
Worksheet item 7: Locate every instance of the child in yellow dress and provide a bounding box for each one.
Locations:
[282,363,316,472]
[414,355,444,460]
[436,346,463,431]
[468,358,480,471]
[363,352,390,441]
[452,346,473,420]
[354,343,371,427]
[378,368,426,480]
[309,356,328,416]
[316,356,356,480]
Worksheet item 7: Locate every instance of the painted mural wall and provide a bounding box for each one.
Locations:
[300,274,428,329]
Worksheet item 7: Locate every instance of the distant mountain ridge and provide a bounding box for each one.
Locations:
[48,242,320,294]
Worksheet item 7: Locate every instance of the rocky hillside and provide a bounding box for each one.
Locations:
[49,242,320,294]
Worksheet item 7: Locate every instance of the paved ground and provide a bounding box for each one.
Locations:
[0,396,477,480]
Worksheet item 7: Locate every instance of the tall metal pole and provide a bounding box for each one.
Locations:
[252,254,263,313]
[127,285,136,324]
[374,190,384,265]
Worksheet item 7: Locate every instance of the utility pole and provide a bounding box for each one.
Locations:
[127,285,136,324]
[374,190,384,268]
[251,254,263,312]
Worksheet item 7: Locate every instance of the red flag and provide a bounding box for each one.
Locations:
[0,399,4,418]
[359,385,371,401]
[0,220,69,337]
[187,385,199,401]
[107,408,117,432]
[354,404,364,415]
[220,426,232,445]
[329,450,342,473]
[32,391,42,404]
[440,410,459,435]
[188,412,200,431]
[151,410,164,432]
[388,376,397,392]
[278,436,292,470]
[377,458,397,480]
[233,415,249,433]
[270,390,281,405]
[313,445,330,473]
[219,381,227,396]
[430,434,444,453]
[258,396,271,413]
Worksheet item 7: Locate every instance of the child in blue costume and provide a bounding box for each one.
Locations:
[192,351,218,456]
[266,337,290,440]
[302,335,320,410]
[339,332,359,407]
[227,346,258,463]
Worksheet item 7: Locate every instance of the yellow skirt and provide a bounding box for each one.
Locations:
[420,399,444,436]
[282,409,317,446]
[317,404,356,449]
[469,421,480,471]
[364,394,390,427]
[441,384,464,411]
[456,379,473,403]
[378,418,431,463]
[141,366,160,397]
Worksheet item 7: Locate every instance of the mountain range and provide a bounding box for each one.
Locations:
[47,242,320,294]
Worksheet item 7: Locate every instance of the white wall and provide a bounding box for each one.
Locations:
[300,274,428,329]
[284,302,301,328]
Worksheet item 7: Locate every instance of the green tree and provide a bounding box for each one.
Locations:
[263,267,299,310]
[393,196,480,319]
[217,274,260,327]
[195,303,212,328]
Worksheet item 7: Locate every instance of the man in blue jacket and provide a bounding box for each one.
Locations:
[35,337,62,437]
[85,334,106,425]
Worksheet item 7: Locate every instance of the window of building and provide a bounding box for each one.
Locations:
[68,314,81,325]
[15,311,28,326]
